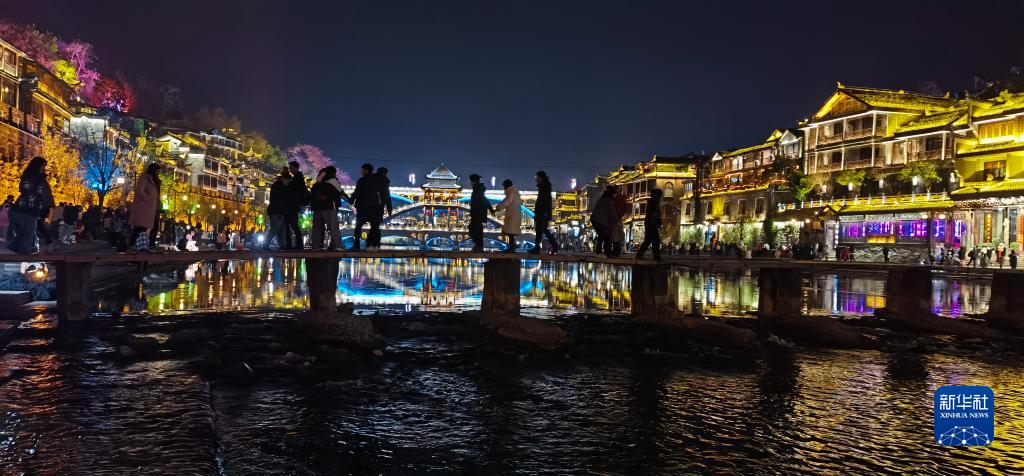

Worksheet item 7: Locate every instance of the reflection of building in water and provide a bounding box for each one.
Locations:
[122,258,993,319]
[674,270,759,317]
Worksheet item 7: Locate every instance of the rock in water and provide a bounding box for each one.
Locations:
[298,310,384,347]
[166,329,211,349]
[337,302,356,315]
[762,316,874,349]
[117,345,136,359]
[482,313,568,349]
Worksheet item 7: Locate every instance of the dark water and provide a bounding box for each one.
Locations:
[2,259,1021,474]
[98,258,991,319]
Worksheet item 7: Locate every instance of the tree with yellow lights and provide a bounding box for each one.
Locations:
[42,130,90,205]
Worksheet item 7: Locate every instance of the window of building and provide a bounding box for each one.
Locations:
[685,202,692,216]
[831,122,844,135]
[754,198,765,215]
[830,151,842,164]
[706,201,713,216]
[984,161,1007,180]
[925,136,943,151]
[738,199,747,217]
[724,201,733,217]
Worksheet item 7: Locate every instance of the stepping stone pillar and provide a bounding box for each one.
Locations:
[56,261,92,322]
[631,264,670,321]
[984,271,1024,334]
[877,267,932,321]
[757,268,802,319]
[306,257,340,311]
[482,258,521,319]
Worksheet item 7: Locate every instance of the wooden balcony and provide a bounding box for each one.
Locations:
[816,162,843,173]
[812,128,882,148]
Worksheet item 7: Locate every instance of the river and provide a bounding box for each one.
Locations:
[1,258,1020,474]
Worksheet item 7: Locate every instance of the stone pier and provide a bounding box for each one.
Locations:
[305,257,340,311]
[756,268,802,319]
[982,271,1024,334]
[480,258,566,348]
[876,268,1007,339]
[56,262,92,322]
[757,268,869,348]
[630,264,671,322]
[481,258,521,320]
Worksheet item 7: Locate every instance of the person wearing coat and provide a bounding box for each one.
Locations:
[531,170,559,255]
[7,157,54,255]
[128,163,161,251]
[589,185,624,258]
[284,161,309,250]
[635,188,663,260]
[310,166,348,250]
[496,179,522,253]
[350,163,383,250]
[263,167,292,250]
[468,174,494,251]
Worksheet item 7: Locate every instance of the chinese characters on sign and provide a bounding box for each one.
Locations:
[934,386,994,446]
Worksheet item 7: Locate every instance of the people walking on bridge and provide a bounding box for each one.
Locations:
[7,157,54,255]
[369,167,393,248]
[530,171,559,255]
[128,163,161,253]
[496,179,522,253]
[285,161,309,250]
[635,188,663,260]
[310,166,348,250]
[468,174,494,251]
[263,166,292,250]
[590,185,624,258]
[350,163,384,250]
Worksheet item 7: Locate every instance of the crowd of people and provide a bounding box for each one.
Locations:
[9,155,1024,267]
[2,157,622,257]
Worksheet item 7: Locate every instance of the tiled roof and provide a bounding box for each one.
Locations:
[893,108,968,136]
[837,195,953,214]
[970,90,1024,119]
[956,140,1024,157]
[951,179,1024,197]
[840,86,958,112]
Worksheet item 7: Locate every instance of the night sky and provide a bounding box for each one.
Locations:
[5,0,1024,189]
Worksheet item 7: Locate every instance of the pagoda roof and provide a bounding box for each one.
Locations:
[426,164,459,180]
[970,90,1024,119]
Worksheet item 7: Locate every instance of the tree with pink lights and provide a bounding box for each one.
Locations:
[286,144,352,184]
[59,40,101,97]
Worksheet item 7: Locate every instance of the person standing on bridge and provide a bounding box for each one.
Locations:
[590,185,623,258]
[7,157,54,255]
[468,174,494,251]
[285,161,309,250]
[496,179,522,253]
[263,166,292,250]
[310,166,348,250]
[128,163,161,253]
[530,171,559,255]
[350,163,383,251]
[368,167,393,248]
[635,188,663,260]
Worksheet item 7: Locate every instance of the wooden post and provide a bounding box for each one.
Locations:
[756,268,802,319]
[56,261,92,322]
[306,257,339,311]
[630,264,670,321]
[482,258,521,319]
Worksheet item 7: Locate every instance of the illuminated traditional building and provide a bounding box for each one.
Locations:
[606,154,701,243]
[702,129,802,243]
[950,89,1024,248]
[797,85,963,260]
[553,191,581,234]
